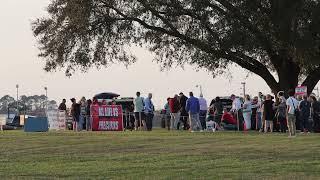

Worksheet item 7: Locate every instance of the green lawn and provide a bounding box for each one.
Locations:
[0,130,320,179]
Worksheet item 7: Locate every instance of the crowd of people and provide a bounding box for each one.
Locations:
[162,89,320,137]
[58,97,94,131]
[57,89,320,137]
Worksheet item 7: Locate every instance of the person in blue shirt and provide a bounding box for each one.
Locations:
[144,93,154,131]
[185,92,202,132]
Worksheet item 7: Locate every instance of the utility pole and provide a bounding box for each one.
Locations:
[241,82,246,98]
[16,84,19,114]
[196,85,203,95]
[44,86,48,111]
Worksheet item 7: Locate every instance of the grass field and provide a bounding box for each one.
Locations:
[0,130,320,179]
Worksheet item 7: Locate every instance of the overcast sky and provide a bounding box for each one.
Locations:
[1,0,318,108]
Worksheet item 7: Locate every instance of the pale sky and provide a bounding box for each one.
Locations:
[1,0,318,108]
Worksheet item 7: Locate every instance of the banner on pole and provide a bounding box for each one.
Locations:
[47,110,66,130]
[91,104,124,131]
[295,86,307,96]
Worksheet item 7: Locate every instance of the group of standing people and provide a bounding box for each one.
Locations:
[230,90,320,137]
[164,92,208,132]
[133,92,155,131]
[57,90,320,136]
[58,97,93,131]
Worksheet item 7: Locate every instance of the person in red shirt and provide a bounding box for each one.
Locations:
[168,95,181,130]
[221,108,237,125]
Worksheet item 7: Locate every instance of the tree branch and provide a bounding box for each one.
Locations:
[302,66,320,94]
[225,51,279,91]
[216,0,281,68]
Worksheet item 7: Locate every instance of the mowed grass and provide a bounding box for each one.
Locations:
[0,130,320,180]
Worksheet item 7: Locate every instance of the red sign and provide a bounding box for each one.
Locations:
[91,104,124,131]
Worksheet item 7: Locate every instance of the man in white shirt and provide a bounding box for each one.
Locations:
[286,90,299,137]
[230,94,243,130]
[230,94,243,131]
[231,94,242,112]
[198,94,208,130]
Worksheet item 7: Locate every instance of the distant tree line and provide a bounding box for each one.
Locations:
[0,95,57,114]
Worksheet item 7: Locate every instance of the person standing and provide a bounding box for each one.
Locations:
[230,94,243,131]
[79,97,87,131]
[299,95,311,133]
[213,97,223,124]
[86,99,92,131]
[276,97,287,133]
[133,92,145,131]
[311,96,320,132]
[169,95,181,130]
[242,95,252,131]
[58,99,67,111]
[70,98,80,131]
[164,98,171,130]
[252,96,262,130]
[186,92,201,132]
[259,95,267,132]
[296,95,303,131]
[198,94,208,130]
[144,93,154,131]
[179,92,189,130]
[264,94,275,133]
[286,90,299,137]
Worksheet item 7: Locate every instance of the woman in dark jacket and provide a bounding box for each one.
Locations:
[213,97,223,124]
[276,97,287,133]
[263,94,275,133]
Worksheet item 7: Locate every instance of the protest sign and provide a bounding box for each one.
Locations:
[47,110,66,130]
[91,104,124,131]
[20,115,25,126]
[295,86,307,96]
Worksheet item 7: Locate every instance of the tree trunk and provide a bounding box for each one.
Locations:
[269,57,300,96]
[267,60,320,96]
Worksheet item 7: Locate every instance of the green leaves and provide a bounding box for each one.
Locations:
[33,0,320,91]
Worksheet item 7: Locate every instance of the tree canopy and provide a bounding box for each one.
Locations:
[33,0,320,94]
[0,94,56,114]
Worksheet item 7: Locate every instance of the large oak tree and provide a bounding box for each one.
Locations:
[32,0,320,94]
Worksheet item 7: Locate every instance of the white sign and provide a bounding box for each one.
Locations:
[47,110,66,130]
[0,115,6,126]
[295,86,307,96]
